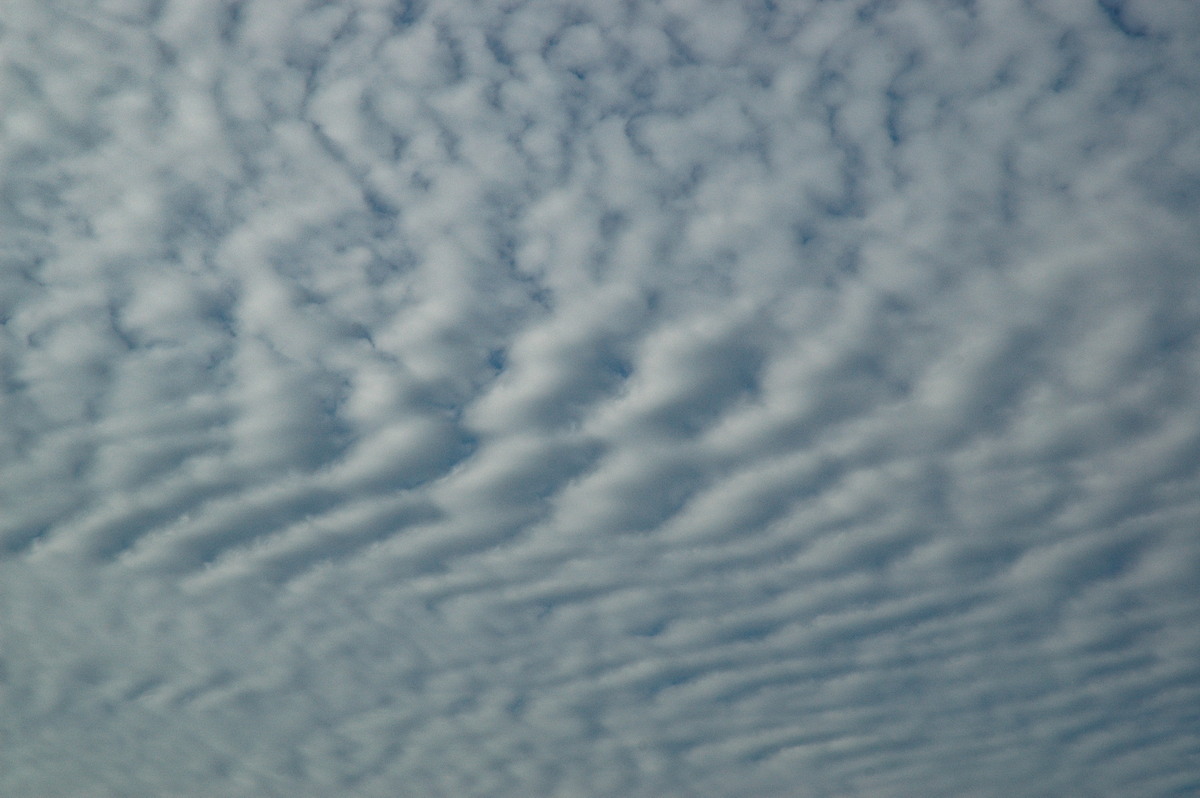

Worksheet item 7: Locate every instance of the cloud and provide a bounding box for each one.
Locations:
[2,0,1199,795]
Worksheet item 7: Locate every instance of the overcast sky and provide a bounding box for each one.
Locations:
[2,0,1199,795]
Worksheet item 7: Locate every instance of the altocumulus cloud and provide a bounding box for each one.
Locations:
[1,0,1199,795]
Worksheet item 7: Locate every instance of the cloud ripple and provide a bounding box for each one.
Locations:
[1,0,1199,795]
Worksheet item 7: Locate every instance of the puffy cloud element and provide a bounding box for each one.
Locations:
[2,0,1200,796]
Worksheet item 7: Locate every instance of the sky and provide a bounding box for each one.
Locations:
[1,0,1199,795]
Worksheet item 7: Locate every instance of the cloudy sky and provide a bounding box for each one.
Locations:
[2,0,1199,795]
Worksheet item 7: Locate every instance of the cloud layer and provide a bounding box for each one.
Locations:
[2,0,1199,795]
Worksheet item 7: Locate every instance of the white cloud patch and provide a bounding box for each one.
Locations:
[2,0,1200,795]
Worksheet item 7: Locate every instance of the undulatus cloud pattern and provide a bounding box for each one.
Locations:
[1,0,1199,795]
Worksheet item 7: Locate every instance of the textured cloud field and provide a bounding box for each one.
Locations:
[2,0,1200,795]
